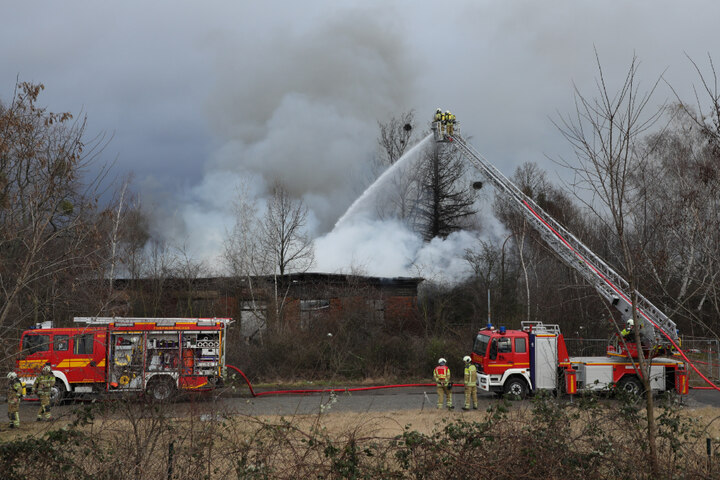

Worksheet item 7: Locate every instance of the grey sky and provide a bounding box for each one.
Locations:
[2,0,718,275]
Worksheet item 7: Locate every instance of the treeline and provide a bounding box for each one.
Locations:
[2,56,720,381]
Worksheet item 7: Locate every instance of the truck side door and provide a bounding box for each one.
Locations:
[487,336,514,373]
[69,332,105,384]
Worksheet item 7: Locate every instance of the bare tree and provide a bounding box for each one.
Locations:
[224,181,314,335]
[415,144,476,241]
[376,110,417,166]
[372,111,425,225]
[260,183,314,276]
[0,81,110,336]
[554,52,665,475]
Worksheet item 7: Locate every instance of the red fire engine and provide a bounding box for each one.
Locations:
[15,317,232,404]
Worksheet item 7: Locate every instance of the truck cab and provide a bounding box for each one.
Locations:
[16,324,107,404]
[471,325,533,398]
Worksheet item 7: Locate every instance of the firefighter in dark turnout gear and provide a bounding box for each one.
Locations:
[7,371,23,428]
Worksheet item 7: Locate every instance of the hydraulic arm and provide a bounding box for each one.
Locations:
[444,132,678,348]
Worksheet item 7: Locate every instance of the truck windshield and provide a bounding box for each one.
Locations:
[473,333,490,357]
[22,334,50,354]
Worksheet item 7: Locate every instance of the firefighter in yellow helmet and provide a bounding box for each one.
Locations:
[433,358,453,409]
[440,110,448,135]
[35,364,55,421]
[462,355,478,410]
[7,371,23,428]
[446,111,456,136]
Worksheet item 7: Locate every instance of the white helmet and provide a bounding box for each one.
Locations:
[7,372,17,380]
[438,358,447,365]
[42,364,52,374]
[627,319,634,327]
[463,356,471,363]
[436,107,441,112]
[445,110,451,115]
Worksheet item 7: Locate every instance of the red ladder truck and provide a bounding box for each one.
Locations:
[471,321,686,398]
[430,118,688,397]
[15,317,233,403]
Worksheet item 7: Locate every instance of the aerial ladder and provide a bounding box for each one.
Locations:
[430,120,679,351]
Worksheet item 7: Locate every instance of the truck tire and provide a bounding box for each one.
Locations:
[617,375,643,396]
[503,377,528,400]
[146,376,176,402]
[50,381,66,406]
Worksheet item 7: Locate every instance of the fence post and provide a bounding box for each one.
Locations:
[168,441,175,480]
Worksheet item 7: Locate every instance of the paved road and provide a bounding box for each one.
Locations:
[2,386,718,426]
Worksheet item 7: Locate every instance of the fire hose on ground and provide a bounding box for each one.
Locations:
[226,365,438,397]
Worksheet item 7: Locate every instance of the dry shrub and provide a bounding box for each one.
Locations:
[2,393,718,479]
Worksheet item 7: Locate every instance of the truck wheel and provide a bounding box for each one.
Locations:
[617,376,643,396]
[147,377,176,402]
[50,381,66,406]
[504,377,528,400]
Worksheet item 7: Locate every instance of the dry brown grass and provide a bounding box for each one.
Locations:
[3,398,720,479]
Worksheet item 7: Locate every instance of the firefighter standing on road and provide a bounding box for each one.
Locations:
[433,358,453,409]
[7,371,23,428]
[462,356,478,410]
[35,364,55,421]
[446,111,456,136]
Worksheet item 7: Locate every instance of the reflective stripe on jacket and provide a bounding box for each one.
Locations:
[464,364,477,386]
[433,365,450,384]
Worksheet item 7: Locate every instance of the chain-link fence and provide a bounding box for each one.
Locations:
[563,338,609,357]
[681,337,720,384]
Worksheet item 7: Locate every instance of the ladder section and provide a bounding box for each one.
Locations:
[448,135,678,346]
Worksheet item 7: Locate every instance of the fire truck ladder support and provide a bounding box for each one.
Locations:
[448,135,677,346]
[448,134,720,392]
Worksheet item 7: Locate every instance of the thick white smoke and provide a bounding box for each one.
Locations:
[143,4,507,280]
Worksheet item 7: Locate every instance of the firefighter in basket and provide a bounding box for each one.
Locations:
[433,358,453,409]
[462,355,478,410]
[620,319,636,343]
[446,111,456,136]
[35,364,55,421]
[434,108,443,128]
[7,371,23,428]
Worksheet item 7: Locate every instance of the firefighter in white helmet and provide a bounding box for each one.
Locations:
[621,319,635,342]
[7,371,23,428]
[434,107,443,124]
[462,355,478,410]
[433,358,453,409]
